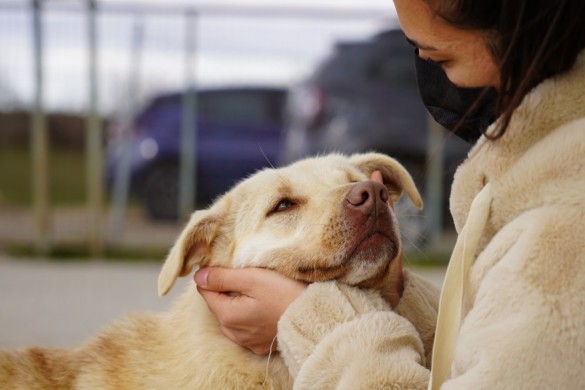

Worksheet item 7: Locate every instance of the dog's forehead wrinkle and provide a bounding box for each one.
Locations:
[287,158,359,184]
[242,169,297,203]
[347,165,369,180]
[322,166,361,184]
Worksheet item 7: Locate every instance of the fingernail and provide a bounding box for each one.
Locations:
[194,268,208,287]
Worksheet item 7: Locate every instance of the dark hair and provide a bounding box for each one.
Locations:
[425,0,585,139]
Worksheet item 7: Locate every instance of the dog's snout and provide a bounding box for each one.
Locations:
[345,181,388,215]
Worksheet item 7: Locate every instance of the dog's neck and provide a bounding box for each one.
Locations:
[358,252,404,308]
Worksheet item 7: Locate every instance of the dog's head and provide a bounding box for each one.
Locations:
[158,152,422,296]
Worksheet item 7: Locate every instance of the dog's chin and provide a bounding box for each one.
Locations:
[341,233,398,286]
[347,231,398,264]
[292,232,398,285]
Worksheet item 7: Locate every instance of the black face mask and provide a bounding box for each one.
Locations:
[414,51,498,143]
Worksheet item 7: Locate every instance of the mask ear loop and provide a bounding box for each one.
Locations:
[414,48,433,64]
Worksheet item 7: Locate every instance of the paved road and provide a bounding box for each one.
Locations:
[0,255,445,350]
[0,257,188,349]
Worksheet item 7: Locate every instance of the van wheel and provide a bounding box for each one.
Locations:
[142,163,179,220]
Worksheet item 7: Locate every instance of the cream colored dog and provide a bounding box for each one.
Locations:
[0,152,422,389]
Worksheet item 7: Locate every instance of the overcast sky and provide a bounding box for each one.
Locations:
[0,0,398,114]
[100,0,393,10]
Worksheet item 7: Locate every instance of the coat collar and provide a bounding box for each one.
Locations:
[450,49,585,235]
[485,49,585,157]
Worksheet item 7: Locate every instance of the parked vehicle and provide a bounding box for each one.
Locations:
[105,86,287,220]
[281,29,471,237]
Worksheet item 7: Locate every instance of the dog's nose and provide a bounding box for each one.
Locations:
[345,180,389,216]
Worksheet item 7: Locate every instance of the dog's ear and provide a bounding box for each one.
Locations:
[157,201,227,296]
[350,152,423,209]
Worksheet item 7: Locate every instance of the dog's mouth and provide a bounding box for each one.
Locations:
[294,229,397,284]
[295,262,348,283]
[347,230,396,262]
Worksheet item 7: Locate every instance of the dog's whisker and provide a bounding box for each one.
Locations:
[259,145,291,189]
[403,231,428,247]
[305,223,329,228]
[397,212,427,219]
[258,144,276,170]
[402,237,430,260]
[401,225,428,242]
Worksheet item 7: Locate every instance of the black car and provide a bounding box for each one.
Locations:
[281,29,471,238]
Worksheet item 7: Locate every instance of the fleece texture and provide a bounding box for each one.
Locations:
[278,270,439,389]
[278,50,585,389]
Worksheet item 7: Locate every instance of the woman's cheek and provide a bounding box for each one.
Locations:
[445,59,500,88]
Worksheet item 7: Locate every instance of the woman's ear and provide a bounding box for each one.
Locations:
[349,152,423,209]
[157,201,227,297]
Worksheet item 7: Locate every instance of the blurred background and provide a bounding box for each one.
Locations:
[0,0,453,348]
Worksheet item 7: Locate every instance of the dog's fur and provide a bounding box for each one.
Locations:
[0,153,422,389]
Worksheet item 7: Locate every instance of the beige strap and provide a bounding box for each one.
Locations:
[428,183,492,390]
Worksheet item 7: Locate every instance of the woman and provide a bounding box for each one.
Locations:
[194,0,585,387]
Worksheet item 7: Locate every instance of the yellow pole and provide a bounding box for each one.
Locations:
[178,11,198,219]
[31,0,51,255]
[86,0,103,257]
[424,115,445,248]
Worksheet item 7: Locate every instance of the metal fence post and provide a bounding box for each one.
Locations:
[86,0,104,257]
[108,15,144,241]
[178,11,198,220]
[31,0,51,255]
[424,114,445,249]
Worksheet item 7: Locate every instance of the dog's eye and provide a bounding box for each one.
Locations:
[272,199,296,213]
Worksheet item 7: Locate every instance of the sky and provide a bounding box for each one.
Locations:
[0,0,398,114]
[100,0,394,10]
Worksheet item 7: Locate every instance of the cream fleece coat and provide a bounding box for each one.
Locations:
[277,51,585,389]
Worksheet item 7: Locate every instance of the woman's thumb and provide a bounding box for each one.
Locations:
[194,267,210,288]
[195,267,238,293]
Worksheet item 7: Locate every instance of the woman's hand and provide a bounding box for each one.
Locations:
[194,267,307,355]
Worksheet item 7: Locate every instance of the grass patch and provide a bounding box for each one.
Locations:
[0,148,31,205]
[7,243,167,262]
[404,249,451,267]
[0,148,86,206]
[7,242,448,267]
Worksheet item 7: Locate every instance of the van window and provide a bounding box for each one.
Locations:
[199,91,283,128]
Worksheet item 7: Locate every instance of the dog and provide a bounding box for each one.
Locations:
[0,152,422,389]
